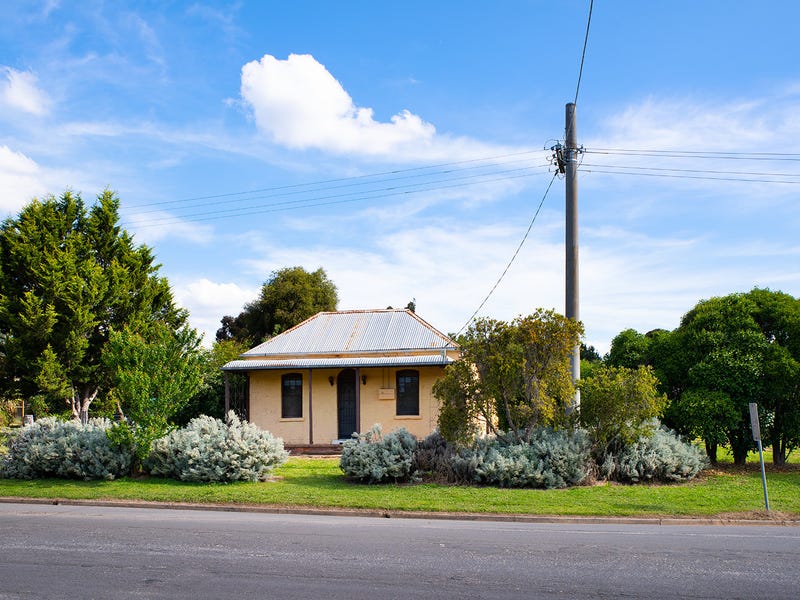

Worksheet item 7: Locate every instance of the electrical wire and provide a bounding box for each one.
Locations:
[586,148,800,162]
[126,149,548,210]
[130,157,551,217]
[581,162,800,179]
[580,167,800,185]
[124,166,553,228]
[574,0,594,106]
[454,0,593,333]
[454,171,559,337]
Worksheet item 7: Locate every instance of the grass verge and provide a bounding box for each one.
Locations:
[1,457,798,518]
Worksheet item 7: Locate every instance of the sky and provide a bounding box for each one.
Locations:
[1,1,799,354]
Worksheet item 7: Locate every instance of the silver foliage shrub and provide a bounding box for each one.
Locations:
[145,412,289,482]
[600,426,707,483]
[0,417,132,480]
[340,424,418,483]
[451,428,592,489]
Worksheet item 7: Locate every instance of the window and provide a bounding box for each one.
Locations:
[281,373,303,418]
[396,369,419,416]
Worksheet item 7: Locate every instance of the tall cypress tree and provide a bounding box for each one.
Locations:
[0,190,185,419]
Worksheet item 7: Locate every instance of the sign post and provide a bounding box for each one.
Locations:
[749,403,770,512]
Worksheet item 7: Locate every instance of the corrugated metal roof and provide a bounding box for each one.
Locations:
[241,309,457,357]
[223,354,454,371]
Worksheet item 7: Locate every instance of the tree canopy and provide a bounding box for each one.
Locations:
[434,310,583,445]
[617,288,800,465]
[104,323,205,465]
[579,364,667,456]
[216,266,338,345]
[0,190,186,419]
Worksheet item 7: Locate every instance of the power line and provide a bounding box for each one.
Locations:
[580,167,800,185]
[586,148,800,162]
[124,167,553,229]
[455,172,559,337]
[130,157,550,217]
[581,162,800,179]
[455,0,593,336]
[574,0,594,105]
[126,149,548,210]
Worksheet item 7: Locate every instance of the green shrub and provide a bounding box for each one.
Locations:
[413,430,456,481]
[0,417,132,480]
[340,425,418,483]
[145,412,288,482]
[579,365,667,456]
[451,428,592,489]
[601,426,707,483]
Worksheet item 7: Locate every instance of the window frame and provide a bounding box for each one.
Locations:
[396,369,420,416]
[281,372,303,419]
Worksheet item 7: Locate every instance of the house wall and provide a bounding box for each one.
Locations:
[246,366,446,445]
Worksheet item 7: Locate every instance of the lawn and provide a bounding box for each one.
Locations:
[1,456,797,519]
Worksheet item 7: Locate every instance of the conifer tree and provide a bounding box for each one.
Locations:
[0,190,186,419]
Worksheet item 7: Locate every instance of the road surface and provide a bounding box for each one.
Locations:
[0,503,797,599]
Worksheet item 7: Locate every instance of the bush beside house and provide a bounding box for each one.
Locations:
[0,417,133,480]
[1,412,288,482]
[342,422,705,489]
[146,412,289,482]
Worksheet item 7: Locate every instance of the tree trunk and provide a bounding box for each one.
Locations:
[731,445,749,466]
[70,388,98,423]
[773,438,787,466]
[704,441,718,465]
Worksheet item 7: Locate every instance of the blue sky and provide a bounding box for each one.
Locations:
[1,1,799,353]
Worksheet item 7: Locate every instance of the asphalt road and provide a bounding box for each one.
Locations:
[0,503,798,599]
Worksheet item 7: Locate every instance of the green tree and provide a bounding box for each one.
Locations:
[747,288,800,465]
[174,338,250,425]
[605,329,651,369]
[656,289,800,465]
[434,310,583,444]
[580,343,603,382]
[668,389,738,464]
[104,323,204,466]
[216,266,338,344]
[0,191,185,420]
[579,365,667,457]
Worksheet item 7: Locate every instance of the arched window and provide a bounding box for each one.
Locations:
[396,369,419,416]
[281,373,303,418]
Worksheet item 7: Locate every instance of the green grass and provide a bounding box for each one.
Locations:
[1,457,798,518]
[715,446,799,465]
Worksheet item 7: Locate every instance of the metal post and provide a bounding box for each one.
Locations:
[565,102,580,408]
[749,403,770,511]
[308,368,314,446]
[224,371,230,415]
[756,439,770,511]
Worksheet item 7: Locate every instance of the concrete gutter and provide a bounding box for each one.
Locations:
[1,496,797,526]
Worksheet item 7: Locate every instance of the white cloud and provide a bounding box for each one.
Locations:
[240,53,512,161]
[585,92,800,203]
[1,67,51,116]
[236,220,567,339]
[0,145,48,213]
[173,278,259,346]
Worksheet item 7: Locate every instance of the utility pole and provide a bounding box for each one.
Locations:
[565,102,580,408]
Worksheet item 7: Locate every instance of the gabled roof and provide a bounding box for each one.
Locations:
[241,309,457,357]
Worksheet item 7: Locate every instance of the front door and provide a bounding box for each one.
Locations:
[337,369,357,439]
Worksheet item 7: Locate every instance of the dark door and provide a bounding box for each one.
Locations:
[337,369,357,439]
